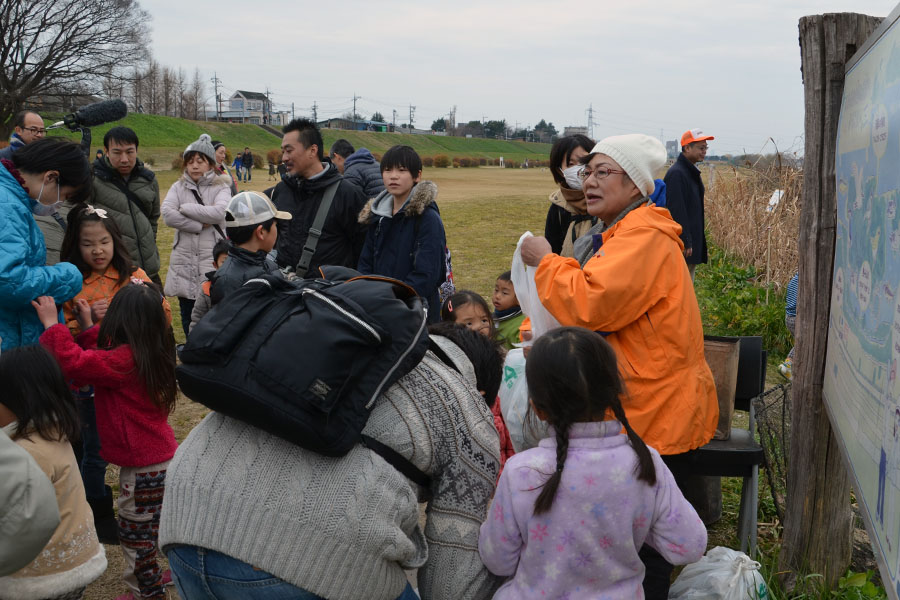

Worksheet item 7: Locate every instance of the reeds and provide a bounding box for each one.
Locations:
[704,158,802,291]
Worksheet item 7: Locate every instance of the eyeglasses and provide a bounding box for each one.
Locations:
[22,126,46,135]
[578,166,627,182]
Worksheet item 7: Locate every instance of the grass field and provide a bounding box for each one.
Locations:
[84,166,842,598]
[41,112,552,167]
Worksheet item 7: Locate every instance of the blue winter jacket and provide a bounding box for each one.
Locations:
[357,181,445,322]
[343,148,386,199]
[0,163,82,350]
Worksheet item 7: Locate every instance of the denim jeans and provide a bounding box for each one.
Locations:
[78,396,107,499]
[167,545,419,600]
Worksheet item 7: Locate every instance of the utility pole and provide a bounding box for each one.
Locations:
[265,87,271,125]
[587,103,593,139]
[352,93,361,130]
[482,116,487,138]
[291,102,295,120]
[409,105,416,130]
[392,109,397,129]
[210,72,221,121]
[312,101,318,123]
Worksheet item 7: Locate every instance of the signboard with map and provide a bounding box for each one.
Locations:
[828,8,900,597]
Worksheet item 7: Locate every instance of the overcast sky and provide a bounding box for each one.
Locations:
[139,0,895,156]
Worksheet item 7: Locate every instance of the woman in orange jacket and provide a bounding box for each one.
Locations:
[520,133,717,599]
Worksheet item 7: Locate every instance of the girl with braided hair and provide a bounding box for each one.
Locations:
[479,327,707,599]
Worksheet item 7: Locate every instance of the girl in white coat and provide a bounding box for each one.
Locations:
[162,134,231,338]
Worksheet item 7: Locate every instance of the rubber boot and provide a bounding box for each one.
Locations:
[87,485,120,545]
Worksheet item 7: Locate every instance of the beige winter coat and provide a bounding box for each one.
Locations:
[162,170,231,299]
[0,423,106,600]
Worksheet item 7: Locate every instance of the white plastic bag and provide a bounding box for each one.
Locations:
[510,232,560,345]
[668,546,770,600]
[498,348,547,452]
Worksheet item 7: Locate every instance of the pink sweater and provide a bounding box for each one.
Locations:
[40,324,177,467]
[479,420,707,599]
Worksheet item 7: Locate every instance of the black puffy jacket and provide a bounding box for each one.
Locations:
[342,148,386,199]
[271,162,368,274]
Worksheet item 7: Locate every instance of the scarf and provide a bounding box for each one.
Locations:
[0,158,28,194]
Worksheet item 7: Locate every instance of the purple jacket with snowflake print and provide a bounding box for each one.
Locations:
[479,420,707,599]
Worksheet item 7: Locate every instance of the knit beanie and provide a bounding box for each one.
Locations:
[184,133,216,163]
[589,134,667,197]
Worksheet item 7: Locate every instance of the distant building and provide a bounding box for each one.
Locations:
[563,126,589,137]
[317,117,392,132]
[218,90,271,124]
[666,140,679,160]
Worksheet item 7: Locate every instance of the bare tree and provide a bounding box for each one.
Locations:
[188,68,204,120]
[161,66,175,117]
[0,0,150,137]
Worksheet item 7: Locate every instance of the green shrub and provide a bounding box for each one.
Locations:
[459,157,471,167]
[695,244,791,357]
[266,149,281,165]
[171,155,183,170]
[478,157,487,166]
[143,156,155,166]
[422,156,434,167]
[433,154,450,168]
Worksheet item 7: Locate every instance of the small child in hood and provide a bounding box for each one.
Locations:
[492,271,524,350]
[189,238,231,333]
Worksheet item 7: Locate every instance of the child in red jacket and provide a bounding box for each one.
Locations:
[35,282,177,600]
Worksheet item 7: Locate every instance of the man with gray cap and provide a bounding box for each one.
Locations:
[664,128,714,280]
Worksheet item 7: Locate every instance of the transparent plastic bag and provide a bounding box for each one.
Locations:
[668,546,771,600]
[511,232,560,345]
[498,348,547,452]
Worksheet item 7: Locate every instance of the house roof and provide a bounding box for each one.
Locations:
[233,90,269,101]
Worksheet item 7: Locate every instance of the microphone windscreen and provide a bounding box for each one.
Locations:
[73,99,128,127]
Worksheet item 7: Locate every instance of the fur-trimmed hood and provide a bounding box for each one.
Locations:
[358,180,438,223]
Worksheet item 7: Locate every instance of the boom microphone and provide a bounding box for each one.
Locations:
[48,99,128,131]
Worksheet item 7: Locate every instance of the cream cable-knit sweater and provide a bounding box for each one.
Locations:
[160,337,503,600]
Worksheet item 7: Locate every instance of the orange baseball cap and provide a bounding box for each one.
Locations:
[681,129,715,146]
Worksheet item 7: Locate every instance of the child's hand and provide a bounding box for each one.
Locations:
[31,296,59,329]
[75,299,94,331]
[90,299,108,322]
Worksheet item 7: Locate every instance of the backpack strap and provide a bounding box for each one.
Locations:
[188,188,226,240]
[360,434,433,497]
[296,179,341,277]
[110,177,153,222]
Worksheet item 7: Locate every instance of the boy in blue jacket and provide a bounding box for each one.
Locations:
[357,145,445,322]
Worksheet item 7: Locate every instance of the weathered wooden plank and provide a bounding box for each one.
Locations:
[780,13,882,588]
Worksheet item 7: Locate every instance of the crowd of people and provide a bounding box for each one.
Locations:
[0,110,732,600]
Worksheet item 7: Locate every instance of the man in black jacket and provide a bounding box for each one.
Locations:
[242,146,253,181]
[271,119,367,275]
[664,128,713,281]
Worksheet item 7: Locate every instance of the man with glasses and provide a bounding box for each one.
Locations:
[0,110,46,160]
[664,129,714,280]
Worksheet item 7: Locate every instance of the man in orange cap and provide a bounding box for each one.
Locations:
[664,128,714,280]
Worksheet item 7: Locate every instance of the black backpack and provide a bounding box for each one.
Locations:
[176,268,430,459]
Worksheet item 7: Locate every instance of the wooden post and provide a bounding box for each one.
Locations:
[780,13,882,588]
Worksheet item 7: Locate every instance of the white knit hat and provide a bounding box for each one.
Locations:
[589,134,667,197]
[184,133,216,163]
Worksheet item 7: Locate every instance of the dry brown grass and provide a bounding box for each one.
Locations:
[703,161,802,290]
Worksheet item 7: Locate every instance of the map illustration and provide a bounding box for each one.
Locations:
[828,17,900,597]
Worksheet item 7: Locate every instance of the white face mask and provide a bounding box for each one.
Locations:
[30,177,62,216]
[563,164,584,190]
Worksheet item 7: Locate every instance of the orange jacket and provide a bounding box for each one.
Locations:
[534,205,717,455]
[63,266,172,335]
